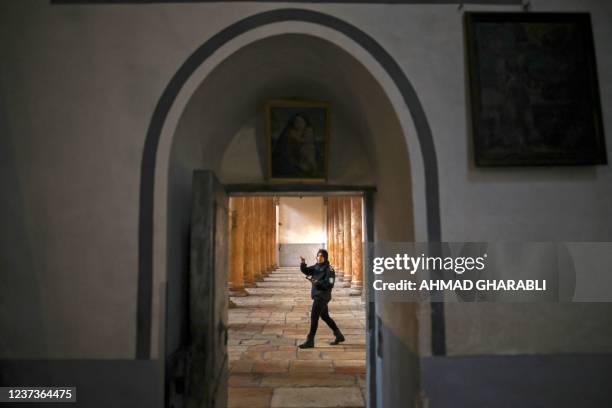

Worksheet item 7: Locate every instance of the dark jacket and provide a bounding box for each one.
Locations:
[300,261,333,301]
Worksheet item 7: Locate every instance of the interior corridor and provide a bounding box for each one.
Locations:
[227,265,366,407]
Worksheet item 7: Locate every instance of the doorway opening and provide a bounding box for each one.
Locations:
[227,193,368,408]
[159,26,426,407]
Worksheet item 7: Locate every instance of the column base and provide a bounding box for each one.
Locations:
[244,281,257,288]
[349,282,363,296]
[229,288,249,297]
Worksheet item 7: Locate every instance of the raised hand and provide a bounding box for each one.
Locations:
[299,256,305,263]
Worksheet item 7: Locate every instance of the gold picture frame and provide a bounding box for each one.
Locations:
[266,99,331,183]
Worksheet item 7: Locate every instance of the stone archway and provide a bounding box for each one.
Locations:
[138,8,442,408]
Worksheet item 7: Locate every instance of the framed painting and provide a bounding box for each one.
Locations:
[266,100,331,182]
[465,12,607,166]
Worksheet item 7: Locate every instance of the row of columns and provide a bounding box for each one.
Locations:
[228,195,363,296]
[229,196,277,294]
[326,196,363,295]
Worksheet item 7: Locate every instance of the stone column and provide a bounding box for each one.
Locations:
[327,197,338,265]
[258,197,268,277]
[229,197,247,295]
[243,197,256,287]
[270,197,276,269]
[252,197,263,281]
[325,197,332,257]
[272,197,278,269]
[263,197,269,274]
[350,196,363,295]
[335,197,345,280]
[266,197,272,274]
[329,197,336,268]
[255,197,263,278]
[326,197,332,264]
[271,197,275,270]
[342,197,352,287]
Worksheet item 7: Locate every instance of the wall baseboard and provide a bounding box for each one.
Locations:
[0,359,161,408]
[422,354,612,408]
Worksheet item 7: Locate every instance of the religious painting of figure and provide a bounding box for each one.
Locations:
[267,100,330,181]
[465,13,607,166]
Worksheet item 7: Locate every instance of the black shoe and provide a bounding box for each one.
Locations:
[329,330,345,345]
[298,336,315,349]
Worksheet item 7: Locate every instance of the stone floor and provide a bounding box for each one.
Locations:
[228,267,366,408]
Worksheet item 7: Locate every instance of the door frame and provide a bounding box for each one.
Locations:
[226,183,377,408]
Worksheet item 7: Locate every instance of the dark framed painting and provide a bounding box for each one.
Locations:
[465,12,607,166]
[267,100,331,182]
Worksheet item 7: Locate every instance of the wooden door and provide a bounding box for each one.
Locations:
[188,170,228,408]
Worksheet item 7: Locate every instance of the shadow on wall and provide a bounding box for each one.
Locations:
[0,90,46,358]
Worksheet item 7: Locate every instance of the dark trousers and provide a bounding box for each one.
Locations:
[308,297,339,337]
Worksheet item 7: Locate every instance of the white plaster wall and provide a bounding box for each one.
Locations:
[277,197,326,266]
[2,0,612,362]
[407,0,612,355]
[278,197,325,244]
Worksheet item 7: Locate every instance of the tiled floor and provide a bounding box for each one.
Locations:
[228,267,366,408]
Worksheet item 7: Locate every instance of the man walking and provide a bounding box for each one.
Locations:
[298,249,345,349]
